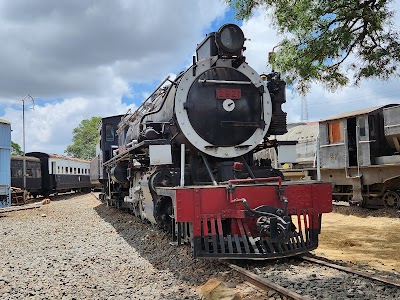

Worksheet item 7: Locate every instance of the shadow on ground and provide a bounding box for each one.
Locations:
[333,205,400,219]
[93,200,227,286]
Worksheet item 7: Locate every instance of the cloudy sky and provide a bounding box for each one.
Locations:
[1,0,399,155]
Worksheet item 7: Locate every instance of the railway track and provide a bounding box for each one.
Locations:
[224,255,400,299]
[224,262,306,300]
[300,256,400,288]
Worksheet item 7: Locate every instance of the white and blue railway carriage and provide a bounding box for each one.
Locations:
[26,152,92,196]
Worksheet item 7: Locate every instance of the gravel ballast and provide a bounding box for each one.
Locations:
[0,194,227,299]
[2,193,398,299]
[239,258,400,300]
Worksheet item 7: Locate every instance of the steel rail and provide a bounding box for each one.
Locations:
[224,262,307,300]
[301,256,400,288]
[0,203,42,213]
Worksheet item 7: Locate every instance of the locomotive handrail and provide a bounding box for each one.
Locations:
[358,140,376,143]
[228,177,282,188]
[102,139,170,167]
[384,124,400,128]
[139,82,174,125]
[117,76,171,135]
[319,142,345,148]
[198,79,252,85]
[227,177,284,204]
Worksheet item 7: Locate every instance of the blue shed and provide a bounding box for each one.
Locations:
[0,118,11,208]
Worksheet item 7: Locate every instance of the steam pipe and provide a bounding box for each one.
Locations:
[201,154,217,186]
[180,144,185,187]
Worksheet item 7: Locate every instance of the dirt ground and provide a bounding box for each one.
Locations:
[314,206,400,274]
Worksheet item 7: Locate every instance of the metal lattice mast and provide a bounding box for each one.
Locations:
[301,96,309,122]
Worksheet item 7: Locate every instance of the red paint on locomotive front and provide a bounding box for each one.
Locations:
[173,181,332,237]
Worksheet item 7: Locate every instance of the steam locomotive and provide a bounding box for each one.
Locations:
[91,24,332,259]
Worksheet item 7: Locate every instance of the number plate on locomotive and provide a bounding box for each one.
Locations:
[216,88,241,99]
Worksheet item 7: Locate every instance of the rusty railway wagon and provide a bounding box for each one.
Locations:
[91,24,332,259]
[256,104,400,209]
[319,104,400,208]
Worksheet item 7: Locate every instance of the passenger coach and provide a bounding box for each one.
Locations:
[26,152,92,197]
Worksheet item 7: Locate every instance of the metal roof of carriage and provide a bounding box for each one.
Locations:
[26,152,90,163]
[276,122,319,142]
[320,104,399,122]
[0,118,11,124]
[11,155,40,162]
[47,153,90,163]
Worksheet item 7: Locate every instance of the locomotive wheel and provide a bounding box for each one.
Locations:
[139,200,145,220]
[155,197,173,233]
[332,195,342,202]
[360,196,380,209]
[383,191,400,208]
[347,195,356,206]
[360,196,368,208]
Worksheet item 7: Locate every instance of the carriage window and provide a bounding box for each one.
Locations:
[26,168,33,177]
[78,168,81,174]
[57,166,60,174]
[368,115,376,137]
[105,124,115,142]
[70,167,73,174]
[359,118,366,137]
[12,168,23,177]
[74,168,77,174]
[328,121,343,144]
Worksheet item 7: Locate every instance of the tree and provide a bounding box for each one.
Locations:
[226,0,400,93]
[65,116,101,159]
[11,141,23,156]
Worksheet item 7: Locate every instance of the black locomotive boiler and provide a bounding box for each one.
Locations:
[92,24,332,259]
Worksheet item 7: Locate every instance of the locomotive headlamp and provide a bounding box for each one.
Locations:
[215,24,245,56]
[260,73,268,81]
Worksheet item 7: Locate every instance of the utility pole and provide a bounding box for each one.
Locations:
[22,95,35,202]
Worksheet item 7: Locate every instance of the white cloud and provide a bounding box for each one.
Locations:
[0,0,228,154]
[0,1,227,99]
[4,97,135,155]
[1,1,399,156]
[241,9,278,75]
